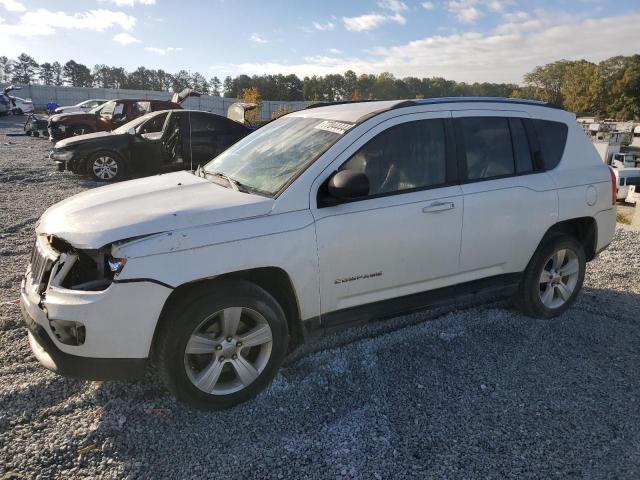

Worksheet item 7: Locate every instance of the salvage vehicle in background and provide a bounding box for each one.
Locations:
[51,109,252,181]
[47,98,180,141]
[54,99,108,114]
[47,88,200,141]
[21,98,616,410]
[10,96,35,115]
[0,93,10,115]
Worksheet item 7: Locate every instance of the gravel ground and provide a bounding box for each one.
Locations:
[1,115,640,479]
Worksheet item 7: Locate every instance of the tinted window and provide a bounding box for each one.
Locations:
[190,113,219,133]
[139,112,168,134]
[340,119,446,196]
[509,118,533,174]
[461,117,514,180]
[533,119,568,170]
[132,101,151,115]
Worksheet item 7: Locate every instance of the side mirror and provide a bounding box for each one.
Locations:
[328,170,369,200]
[127,127,136,135]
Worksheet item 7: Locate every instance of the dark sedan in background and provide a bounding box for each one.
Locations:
[50,110,252,181]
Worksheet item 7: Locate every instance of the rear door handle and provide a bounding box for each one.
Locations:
[422,201,455,213]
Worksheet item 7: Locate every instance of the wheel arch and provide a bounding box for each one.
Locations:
[539,217,598,261]
[150,266,304,357]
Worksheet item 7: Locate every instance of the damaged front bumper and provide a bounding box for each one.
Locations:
[20,235,173,380]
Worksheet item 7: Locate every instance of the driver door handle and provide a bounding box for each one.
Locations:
[422,201,455,213]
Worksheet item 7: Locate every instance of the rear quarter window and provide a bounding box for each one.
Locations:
[533,119,568,170]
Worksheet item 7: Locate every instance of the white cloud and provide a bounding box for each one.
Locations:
[249,33,268,44]
[100,0,155,6]
[343,12,406,32]
[112,32,139,45]
[145,46,183,55]
[0,0,25,12]
[312,20,335,31]
[446,1,482,23]
[9,9,137,35]
[377,0,408,13]
[421,1,435,9]
[503,10,529,22]
[228,12,640,84]
[329,48,342,54]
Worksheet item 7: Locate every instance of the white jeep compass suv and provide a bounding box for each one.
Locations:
[21,98,617,409]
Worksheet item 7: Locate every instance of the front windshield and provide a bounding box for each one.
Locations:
[204,116,350,196]
[113,112,156,134]
[89,102,108,114]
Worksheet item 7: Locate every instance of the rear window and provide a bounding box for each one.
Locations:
[533,119,568,170]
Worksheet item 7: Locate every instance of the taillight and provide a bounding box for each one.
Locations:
[608,166,617,205]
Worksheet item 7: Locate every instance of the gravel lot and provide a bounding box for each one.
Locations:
[1,114,639,479]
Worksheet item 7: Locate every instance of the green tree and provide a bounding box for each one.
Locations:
[522,60,572,105]
[11,53,39,84]
[39,62,55,85]
[210,76,221,96]
[561,60,604,115]
[0,56,13,83]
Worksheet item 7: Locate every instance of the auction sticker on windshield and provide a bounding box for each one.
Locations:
[314,120,355,135]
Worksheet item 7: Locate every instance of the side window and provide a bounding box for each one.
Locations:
[190,113,218,133]
[132,101,151,116]
[340,119,446,196]
[100,101,115,118]
[509,118,533,174]
[139,112,168,134]
[460,117,514,180]
[533,119,568,170]
[112,102,125,118]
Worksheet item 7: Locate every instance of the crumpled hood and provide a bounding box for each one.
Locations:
[37,171,274,249]
[49,112,94,124]
[55,131,114,148]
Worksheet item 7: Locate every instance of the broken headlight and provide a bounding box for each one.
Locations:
[107,255,127,275]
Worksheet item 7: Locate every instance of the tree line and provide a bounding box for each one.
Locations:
[1,53,638,119]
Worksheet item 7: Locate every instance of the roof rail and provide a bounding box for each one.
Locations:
[305,100,376,109]
[407,96,562,109]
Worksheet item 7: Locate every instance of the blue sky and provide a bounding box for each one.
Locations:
[1,0,639,83]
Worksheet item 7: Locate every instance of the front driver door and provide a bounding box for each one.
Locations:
[311,112,464,323]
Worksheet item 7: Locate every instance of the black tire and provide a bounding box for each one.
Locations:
[15,108,23,115]
[86,150,124,182]
[515,234,586,319]
[70,124,93,136]
[32,131,39,137]
[153,280,289,410]
[25,130,32,136]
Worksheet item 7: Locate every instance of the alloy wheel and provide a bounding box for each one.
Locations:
[92,156,118,180]
[184,307,273,395]
[538,248,581,309]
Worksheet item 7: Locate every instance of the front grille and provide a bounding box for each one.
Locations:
[29,237,58,294]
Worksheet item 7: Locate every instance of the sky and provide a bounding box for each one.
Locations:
[0,0,639,84]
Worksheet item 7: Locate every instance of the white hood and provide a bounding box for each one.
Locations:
[37,171,274,249]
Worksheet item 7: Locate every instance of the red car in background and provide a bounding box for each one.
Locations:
[47,89,199,140]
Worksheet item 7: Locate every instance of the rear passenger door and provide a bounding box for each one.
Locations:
[453,110,558,278]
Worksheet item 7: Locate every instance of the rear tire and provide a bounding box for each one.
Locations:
[154,280,289,410]
[515,235,586,318]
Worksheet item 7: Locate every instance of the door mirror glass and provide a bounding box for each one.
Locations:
[328,170,369,200]
[127,127,136,135]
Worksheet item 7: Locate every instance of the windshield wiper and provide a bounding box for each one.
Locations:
[205,171,243,192]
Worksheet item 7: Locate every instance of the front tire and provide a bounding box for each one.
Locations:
[515,235,586,318]
[86,151,124,181]
[154,280,289,410]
